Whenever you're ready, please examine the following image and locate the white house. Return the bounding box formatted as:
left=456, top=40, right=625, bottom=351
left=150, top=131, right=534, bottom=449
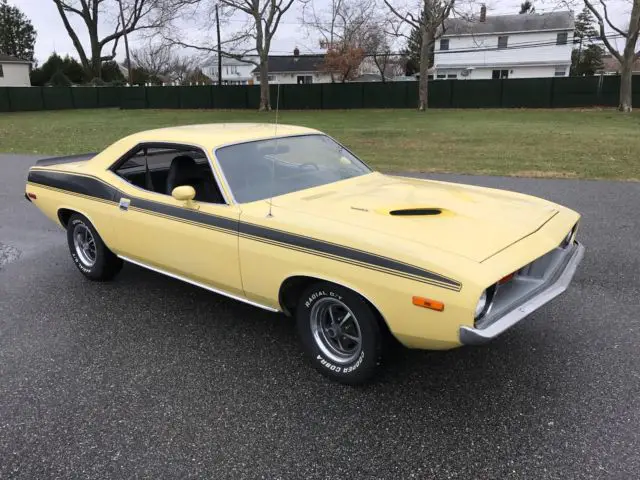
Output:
left=202, top=56, right=257, bottom=85
left=434, top=8, right=574, bottom=80
left=0, top=54, right=31, bottom=87
left=252, top=49, right=334, bottom=84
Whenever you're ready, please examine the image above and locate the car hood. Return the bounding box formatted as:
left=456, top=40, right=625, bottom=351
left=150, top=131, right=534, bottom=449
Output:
left=272, top=173, right=559, bottom=263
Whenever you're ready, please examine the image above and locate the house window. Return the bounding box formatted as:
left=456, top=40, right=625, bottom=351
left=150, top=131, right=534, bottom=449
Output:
left=447, top=74, right=457, bottom=79
left=427, top=74, right=434, bottom=80
left=556, top=32, right=568, bottom=45
left=554, top=66, right=566, bottom=77
left=297, top=75, right=313, bottom=84
left=436, top=74, right=446, bottom=79
left=0, top=65, right=3, bottom=77
left=492, top=69, right=509, bottom=79
left=497, top=36, right=508, bottom=49
left=440, top=39, right=450, bottom=51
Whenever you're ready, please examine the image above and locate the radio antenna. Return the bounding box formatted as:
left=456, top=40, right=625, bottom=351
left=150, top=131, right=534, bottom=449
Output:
left=267, top=82, right=280, bottom=218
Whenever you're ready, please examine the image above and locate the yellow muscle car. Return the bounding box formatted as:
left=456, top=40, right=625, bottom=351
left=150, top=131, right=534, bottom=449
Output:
left=25, top=124, right=584, bottom=384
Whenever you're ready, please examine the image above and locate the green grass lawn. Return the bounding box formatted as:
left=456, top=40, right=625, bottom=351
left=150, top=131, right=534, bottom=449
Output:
left=1, top=108, right=639, bottom=180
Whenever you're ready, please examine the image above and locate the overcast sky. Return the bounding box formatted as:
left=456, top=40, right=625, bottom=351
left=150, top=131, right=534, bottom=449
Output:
left=12, top=0, right=630, bottom=65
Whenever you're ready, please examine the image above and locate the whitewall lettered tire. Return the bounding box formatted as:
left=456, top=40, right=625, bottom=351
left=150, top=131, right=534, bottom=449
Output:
left=66, top=213, right=122, bottom=281
left=296, top=281, right=383, bottom=385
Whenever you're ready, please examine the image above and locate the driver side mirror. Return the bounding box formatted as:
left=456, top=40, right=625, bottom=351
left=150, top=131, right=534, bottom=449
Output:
left=172, top=185, right=198, bottom=208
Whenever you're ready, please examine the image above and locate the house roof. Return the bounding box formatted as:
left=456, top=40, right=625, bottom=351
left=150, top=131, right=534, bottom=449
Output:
left=600, top=54, right=640, bottom=73
left=0, top=53, right=31, bottom=64
left=203, top=55, right=258, bottom=68
left=251, top=55, right=325, bottom=74
left=443, top=11, right=574, bottom=36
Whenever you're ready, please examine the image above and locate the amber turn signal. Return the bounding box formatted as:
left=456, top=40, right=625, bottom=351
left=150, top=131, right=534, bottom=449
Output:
left=498, top=272, right=515, bottom=284
left=412, top=296, right=445, bottom=312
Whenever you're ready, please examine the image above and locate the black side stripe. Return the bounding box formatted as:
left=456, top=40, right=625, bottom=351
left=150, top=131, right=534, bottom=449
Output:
left=238, top=223, right=460, bottom=289
left=28, top=170, right=116, bottom=202
left=28, top=169, right=462, bottom=291
left=130, top=196, right=239, bottom=233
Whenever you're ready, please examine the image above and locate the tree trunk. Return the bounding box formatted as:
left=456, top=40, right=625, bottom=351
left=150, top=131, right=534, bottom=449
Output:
left=418, top=29, right=433, bottom=111
left=259, top=58, right=270, bottom=111
left=90, top=58, right=102, bottom=80
left=619, top=58, right=633, bottom=112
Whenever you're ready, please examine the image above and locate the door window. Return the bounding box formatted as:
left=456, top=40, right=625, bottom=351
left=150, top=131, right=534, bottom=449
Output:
left=112, top=145, right=225, bottom=204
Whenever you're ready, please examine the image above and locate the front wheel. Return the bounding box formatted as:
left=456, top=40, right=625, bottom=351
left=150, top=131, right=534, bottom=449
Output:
left=66, top=213, right=122, bottom=281
left=296, top=282, right=383, bottom=385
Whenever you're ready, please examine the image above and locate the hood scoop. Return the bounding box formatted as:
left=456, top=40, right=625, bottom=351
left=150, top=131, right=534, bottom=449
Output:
left=389, top=208, right=442, bottom=216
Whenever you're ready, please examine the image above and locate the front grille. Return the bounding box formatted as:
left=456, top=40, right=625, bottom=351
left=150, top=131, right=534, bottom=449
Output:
left=475, top=242, right=577, bottom=329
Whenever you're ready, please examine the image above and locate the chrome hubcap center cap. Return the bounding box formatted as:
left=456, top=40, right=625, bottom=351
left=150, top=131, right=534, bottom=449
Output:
left=326, top=326, right=339, bottom=338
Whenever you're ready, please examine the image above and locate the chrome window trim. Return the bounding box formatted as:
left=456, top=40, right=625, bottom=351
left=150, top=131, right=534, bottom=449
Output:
left=212, top=133, right=374, bottom=205
left=107, top=141, right=233, bottom=205
left=118, top=255, right=280, bottom=313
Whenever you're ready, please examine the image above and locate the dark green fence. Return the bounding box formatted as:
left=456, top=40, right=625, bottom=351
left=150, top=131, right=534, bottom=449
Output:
left=1, top=76, right=638, bottom=112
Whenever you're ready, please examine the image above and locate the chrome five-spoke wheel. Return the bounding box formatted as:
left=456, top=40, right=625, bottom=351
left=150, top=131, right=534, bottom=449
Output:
left=310, top=297, right=362, bottom=364
left=72, top=223, right=97, bottom=267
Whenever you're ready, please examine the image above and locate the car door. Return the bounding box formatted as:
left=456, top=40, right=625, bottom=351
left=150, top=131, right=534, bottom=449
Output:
left=106, top=143, right=244, bottom=297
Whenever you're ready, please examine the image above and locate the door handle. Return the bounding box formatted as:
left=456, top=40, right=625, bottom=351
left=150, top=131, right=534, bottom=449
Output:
left=119, top=198, right=130, bottom=211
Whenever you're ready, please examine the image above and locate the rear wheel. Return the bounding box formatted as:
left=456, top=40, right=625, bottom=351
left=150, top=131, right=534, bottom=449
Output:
left=296, top=282, right=383, bottom=385
left=66, top=213, right=122, bottom=281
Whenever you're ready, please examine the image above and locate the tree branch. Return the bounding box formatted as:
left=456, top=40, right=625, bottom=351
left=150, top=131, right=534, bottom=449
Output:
left=599, top=0, right=627, bottom=39
left=52, top=0, right=89, bottom=66
left=383, top=0, right=419, bottom=29
left=583, top=0, right=623, bottom=62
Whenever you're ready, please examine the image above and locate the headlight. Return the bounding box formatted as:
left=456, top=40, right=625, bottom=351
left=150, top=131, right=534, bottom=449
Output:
left=561, top=224, right=578, bottom=248
left=475, top=290, right=488, bottom=318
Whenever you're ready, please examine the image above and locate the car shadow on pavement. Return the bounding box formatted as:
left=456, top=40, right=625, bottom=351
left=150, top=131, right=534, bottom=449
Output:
left=114, top=262, right=567, bottom=402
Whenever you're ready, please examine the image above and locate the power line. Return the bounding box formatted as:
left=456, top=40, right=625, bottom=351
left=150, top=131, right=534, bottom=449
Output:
left=251, top=34, right=623, bottom=58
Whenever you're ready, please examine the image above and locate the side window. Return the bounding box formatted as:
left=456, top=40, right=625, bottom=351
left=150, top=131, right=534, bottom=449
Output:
left=497, top=35, right=508, bottom=49
left=113, top=145, right=225, bottom=204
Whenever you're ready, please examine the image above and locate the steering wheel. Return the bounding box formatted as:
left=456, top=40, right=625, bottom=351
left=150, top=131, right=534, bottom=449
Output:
left=299, top=162, right=319, bottom=171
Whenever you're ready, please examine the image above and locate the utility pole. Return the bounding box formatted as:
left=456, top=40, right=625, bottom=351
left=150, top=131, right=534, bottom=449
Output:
left=216, top=4, right=222, bottom=86
left=118, top=0, right=133, bottom=85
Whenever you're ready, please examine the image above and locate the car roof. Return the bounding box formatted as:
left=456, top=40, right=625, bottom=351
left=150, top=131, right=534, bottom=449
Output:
left=121, top=123, right=321, bottom=149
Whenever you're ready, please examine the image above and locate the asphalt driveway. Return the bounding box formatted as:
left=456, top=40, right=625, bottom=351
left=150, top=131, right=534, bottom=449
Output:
left=1, top=154, right=639, bottom=479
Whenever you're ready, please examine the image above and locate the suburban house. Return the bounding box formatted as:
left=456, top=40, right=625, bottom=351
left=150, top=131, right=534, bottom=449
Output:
left=0, top=54, right=31, bottom=87
left=202, top=56, right=257, bottom=85
left=433, top=8, right=574, bottom=79
left=599, top=54, right=640, bottom=75
left=252, top=49, right=333, bottom=84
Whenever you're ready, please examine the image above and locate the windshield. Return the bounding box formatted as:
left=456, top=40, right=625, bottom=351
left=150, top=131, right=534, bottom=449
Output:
left=215, top=134, right=372, bottom=203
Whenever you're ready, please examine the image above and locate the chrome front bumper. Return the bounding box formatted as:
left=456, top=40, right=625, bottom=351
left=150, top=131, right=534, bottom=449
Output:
left=459, top=242, right=585, bottom=346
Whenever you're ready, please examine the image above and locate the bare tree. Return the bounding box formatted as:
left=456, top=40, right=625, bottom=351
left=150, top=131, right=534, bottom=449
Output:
left=301, top=0, right=377, bottom=82
left=167, top=54, right=197, bottom=84
left=583, top=0, right=640, bottom=112
left=363, top=28, right=405, bottom=82
left=131, top=43, right=174, bottom=78
left=52, top=0, right=174, bottom=79
left=519, top=1, right=535, bottom=14
left=162, top=0, right=294, bottom=110
left=384, top=0, right=456, bottom=110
